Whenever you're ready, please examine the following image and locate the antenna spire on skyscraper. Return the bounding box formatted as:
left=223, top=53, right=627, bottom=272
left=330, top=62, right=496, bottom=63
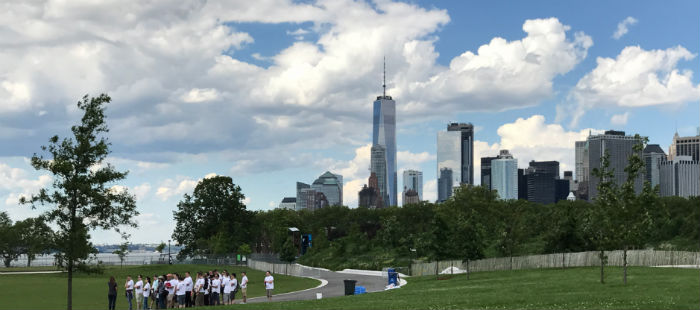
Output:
left=383, top=56, right=386, bottom=97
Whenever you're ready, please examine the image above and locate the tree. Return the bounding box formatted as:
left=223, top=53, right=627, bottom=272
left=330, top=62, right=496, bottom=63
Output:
left=21, top=94, right=139, bottom=310
left=237, top=244, right=252, bottom=257
left=617, top=135, right=654, bottom=285
left=172, top=176, right=251, bottom=259
left=279, top=237, right=297, bottom=263
left=0, top=212, right=21, bottom=267
left=585, top=150, right=618, bottom=284
left=112, top=242, right=129, bottom=268
left=15, top=217, right=55, bottom=267
left=155, top=242, right=166, bottom=253
left=543, top=200, right=587, bottom=269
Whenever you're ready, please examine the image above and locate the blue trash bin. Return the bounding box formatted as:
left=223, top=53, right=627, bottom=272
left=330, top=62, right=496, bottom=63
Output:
left=387, top=268, right=398, bottom=286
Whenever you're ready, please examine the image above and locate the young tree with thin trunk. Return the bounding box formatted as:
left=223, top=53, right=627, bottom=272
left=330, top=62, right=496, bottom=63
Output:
left=585, top=150, right=618, bottom=284
left=21, top=94, right=138, bottom=310
left=113, top=242, right=129, bottom=268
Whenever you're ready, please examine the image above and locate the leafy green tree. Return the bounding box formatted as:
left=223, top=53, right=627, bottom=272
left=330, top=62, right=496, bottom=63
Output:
left=0, top=212, right=21, bottom=267
left=155, top=242, right=166, bottom=253
left=279, top=237, right=297, bottom=263
left=21, top=94, right=139, bottom=310
left=15, top=217, right=55, bottom=267
left=237, top=244, right=252, bottom=256
left=585, top=150, right=618, bottom=284
left=172, top=176, right=251, bottom=259
left=112, top=242, right=129, bottom=268
left=543, top=200, right=587, bottom=268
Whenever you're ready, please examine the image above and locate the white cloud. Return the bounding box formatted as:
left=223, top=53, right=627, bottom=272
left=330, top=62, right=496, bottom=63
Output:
left=181, top=88, right=219, bottom=103
left=132, top=183, right=152, bottom=200
left=155, top=177, right=199, bottom=201
left=610, top=112, right=630, bottom=126
left=612, top=17, right=638, bottom=40
left=568, top=45, right=700, bottom=126
left=423, top=179, right=437, bottom=203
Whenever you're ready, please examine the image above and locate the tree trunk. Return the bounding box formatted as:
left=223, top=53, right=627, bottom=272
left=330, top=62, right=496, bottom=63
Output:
left=562, top=252, right=565, bottom=270
left=27, top=256, right=31, bottom=267
left=623, top=247, right=628, bottom=285
left=599, top=250, right=605, bottom=284
left=451, top=261, right=453, bottom=275
left=67, top=259, right=73, bottom=310
left=3, top=257, right=10, bottom=268
left=466, top=260, right=470, bottom=280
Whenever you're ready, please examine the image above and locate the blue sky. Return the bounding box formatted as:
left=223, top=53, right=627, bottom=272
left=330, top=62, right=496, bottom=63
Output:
left=0, top=0, right=698, bottom=244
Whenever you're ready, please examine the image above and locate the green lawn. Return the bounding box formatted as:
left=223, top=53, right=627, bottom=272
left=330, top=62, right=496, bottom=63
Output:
left=2, top=264, right=320, bottom=310
left=233, top=267, right=700, bottom=310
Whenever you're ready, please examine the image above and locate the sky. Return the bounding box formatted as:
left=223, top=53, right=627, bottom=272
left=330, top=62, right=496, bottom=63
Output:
left=0, top=0, right=698, bottom=244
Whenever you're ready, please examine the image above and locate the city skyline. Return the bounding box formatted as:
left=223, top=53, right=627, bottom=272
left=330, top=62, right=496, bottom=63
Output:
left=0, top=0, right=698, bottom=244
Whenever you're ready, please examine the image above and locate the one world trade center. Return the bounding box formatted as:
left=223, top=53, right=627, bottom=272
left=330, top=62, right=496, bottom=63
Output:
left=371, top=60, right=397, bottom=206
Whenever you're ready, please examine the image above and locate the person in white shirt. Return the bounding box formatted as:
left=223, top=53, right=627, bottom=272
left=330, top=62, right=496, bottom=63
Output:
left=183, top=272, right=193, bottom=307
left=210, top=274, right=221, bottom=306
left=135, top=275, right=144, bottom=310
left=264, top=271, right=274, bottom=301
left=142, top=278, right=151, bottom=310
left=194, top=272, right=205, bottom=307
left=165, top=274, right=176, bottom=309
left=240, top=272, right=248, bottom=304
left=125, top=276, right=135, bottom=310
left=222, top=273, right=231, bottom=305
left=176, top=274, right=187, bottom=308
left=229, top=273, right=239, bottom=305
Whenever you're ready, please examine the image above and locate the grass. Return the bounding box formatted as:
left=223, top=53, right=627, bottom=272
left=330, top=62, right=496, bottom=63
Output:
left=231, top=267, right=700, bottom=310
left=1, top=264, right=320, bottom=310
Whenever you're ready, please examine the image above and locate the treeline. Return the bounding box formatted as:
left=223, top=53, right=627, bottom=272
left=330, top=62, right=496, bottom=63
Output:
left=0, top=213, right=55, bottom=267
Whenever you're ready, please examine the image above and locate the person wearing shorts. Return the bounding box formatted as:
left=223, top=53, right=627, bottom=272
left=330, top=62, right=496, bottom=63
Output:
left=165, top=274, right=176, bottom=309
left=176, top=274, right=187, bottom=308
left=264, top=271, right=274, bottom=301
left=240, top=272, right=248, bottom=304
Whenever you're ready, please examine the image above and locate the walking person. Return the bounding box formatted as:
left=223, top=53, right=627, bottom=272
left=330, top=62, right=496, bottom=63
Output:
left=229, top=273, right=238, bottom=305
left=264, top=271, right=274, bottom=301
left=240, top=272, right=248, bottom=304
left=135, top=275, right=144, bottom=310
left=125, top=275, right=135, bottom=310
left=143, top=277, right=151, bottom=310
left=108, top=276, right=118, bottom=310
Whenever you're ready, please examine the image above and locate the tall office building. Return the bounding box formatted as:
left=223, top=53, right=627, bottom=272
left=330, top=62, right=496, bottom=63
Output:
left=669, top=132, right=700, bottom=162
left=481, top=156, right=497, bottom=189
left=402, top=170, right=423, bottom=205
left=587, top=130, right=645, bottom=201
left=659, top=156, right=700, bottom=198
left=358, top=185, right=380, bottom=209
left=372, top=75, right=397, bottom=206
left=525, top=161, right=560, bottom=205
left=295, top=182, right=310, bottom=211
left=403, top=189, right=420, bottom=205
left=491, top=150, right=518, bottom=200
left=311, top=171, right=343, bottom=206
left=370, top=144, right=388, bottom=205
left=517, top=168, right=528, bottom=199
left=563, top=171, right=574, bottom=192
left=643, top=144, right=666, bottom=188
left=298, top=188, right=328, bottom=211
left=437, top=130, right=461, bottom=202
left=447, top=123, right=475, bottom=185
left=278, top=197, right=296, bottom=210
left=575, top=140, right=589, bottom=182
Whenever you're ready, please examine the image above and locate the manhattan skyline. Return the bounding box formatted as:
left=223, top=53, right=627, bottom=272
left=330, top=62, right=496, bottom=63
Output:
left=0, top=0, right=698, bottom=244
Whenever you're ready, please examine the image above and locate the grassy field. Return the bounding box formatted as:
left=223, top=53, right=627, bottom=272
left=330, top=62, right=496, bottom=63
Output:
left=234, top=267, right=700, bottom=310
left=1, top=264, right=320, bottom=310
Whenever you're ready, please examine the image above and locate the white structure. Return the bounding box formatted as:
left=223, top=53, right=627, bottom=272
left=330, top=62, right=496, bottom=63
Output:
left=566, top=192, right=576, bottom=201
left=278, top=197, right=296, bottom=210
left=402, top=170, right=423, bottom=205
left=659, top=156, right=700, bottom=198
left=491, top=150, right=518, bottom=200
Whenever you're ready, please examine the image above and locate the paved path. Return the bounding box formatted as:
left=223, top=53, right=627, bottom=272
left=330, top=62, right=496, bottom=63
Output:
left=0, top=270, right=64, bottom=275
left=246, top=269, right=396, bottom=304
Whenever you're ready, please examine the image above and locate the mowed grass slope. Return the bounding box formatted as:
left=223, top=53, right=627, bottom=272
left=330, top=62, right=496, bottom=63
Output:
left=234, top=267, right=699, bottom=310
left=2, top=264, right=320, bottom=310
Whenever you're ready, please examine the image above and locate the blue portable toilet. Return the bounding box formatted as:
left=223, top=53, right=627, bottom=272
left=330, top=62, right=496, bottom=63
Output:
left=387, top=268, right=398, bottom=286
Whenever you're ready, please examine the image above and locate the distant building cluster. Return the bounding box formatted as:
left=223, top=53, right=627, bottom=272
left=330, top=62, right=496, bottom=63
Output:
left=276, top=61, right=699, bottom=210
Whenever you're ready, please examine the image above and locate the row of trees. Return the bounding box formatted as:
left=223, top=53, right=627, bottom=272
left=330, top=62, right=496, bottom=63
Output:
left=0, top=213, right=54, bottom=267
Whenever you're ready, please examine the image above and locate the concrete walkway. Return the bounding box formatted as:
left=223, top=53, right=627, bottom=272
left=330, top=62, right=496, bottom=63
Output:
left=246, top=268, right=401, bottom=304
left=0, top=270, right=64, bottom=275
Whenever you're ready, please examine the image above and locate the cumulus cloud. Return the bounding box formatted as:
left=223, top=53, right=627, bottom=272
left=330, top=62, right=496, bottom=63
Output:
left=567, top=45, right=700, bottom=126
left=612, top=17, right=638, bottom=40
left=155, top=177, right=199, bottom=201
left=610, top=112, right=630, bottom=126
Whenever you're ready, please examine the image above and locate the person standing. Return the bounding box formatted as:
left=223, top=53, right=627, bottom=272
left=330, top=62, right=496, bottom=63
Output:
left=194, top=272, right=205, bottom=307
left=240, top=272, right=248, bottom=304
left=210, top=274, right=220, bottom=306
left=264, top=271, right=274, bottom=301
left=151, top=275, right=159, bottom=310
left=221, top=272, right=231, bottom=305
left=184, top=272, right=193, bottom=308
left=143, top=277, right=151, bottom=310
left=125, top=275, right=135, bottom=310
left=135, top=275, right=144, bottom=310
left=158, top=275, right=167, bottom=309
left=229, top=273, right=238, bottom=305
left=176, top=274, right=187, bottom=308
left=108, top=276, right=118, bottom=310
left=165, top=274, right=176, bottom=309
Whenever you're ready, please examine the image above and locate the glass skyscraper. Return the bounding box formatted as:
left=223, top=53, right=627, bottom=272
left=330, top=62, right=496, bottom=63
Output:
left=402, top=169, right=423, bottom=205
left=491, top=150, right=518, bottom=200
left=372, top=94, right=397, bottom=207
left=311, top=171, right=343, bottom=206
left=447, top=123, right=475, bottom=185
left=370, top=144, right=388, bottom=206
left=437, top=130, right=461, bottom=202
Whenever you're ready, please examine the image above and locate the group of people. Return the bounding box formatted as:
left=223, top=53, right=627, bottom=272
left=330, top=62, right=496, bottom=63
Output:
left=108, top=269, right=275, bottom=310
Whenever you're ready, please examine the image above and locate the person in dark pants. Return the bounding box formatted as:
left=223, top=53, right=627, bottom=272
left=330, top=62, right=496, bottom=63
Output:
left=184, top=271, right=193, bottom=307
left=125, top=275, right=134, bottom=310
left=158, top=275, right=167, bottom=309
left=108, top=276, right=118, bottom=310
